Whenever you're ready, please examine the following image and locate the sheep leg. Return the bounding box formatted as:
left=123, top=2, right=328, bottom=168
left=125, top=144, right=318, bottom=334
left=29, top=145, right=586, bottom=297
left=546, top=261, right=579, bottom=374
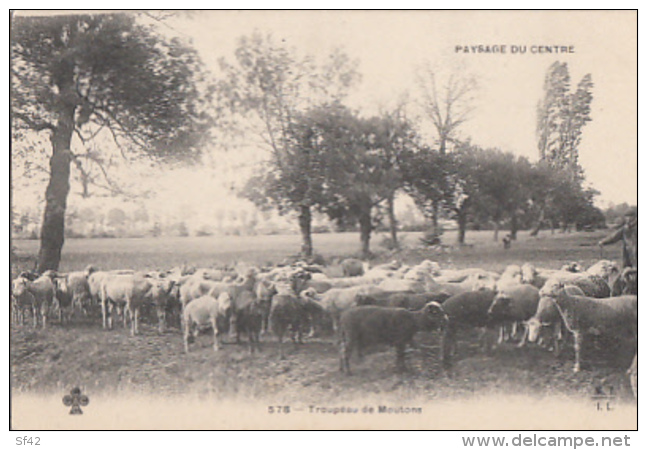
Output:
left=296, top=322, right=305, bottom=345
left=340, top=337, right=351, bottom=375
left=516, top=324, right=529, bottom=348
left=129, top=306, right=135, bottom=336
left=572, top=331, right=582, bottom=373
left=212, top=317, right=221, bottom=351
left=306, top=320, right=316, bottom=338
left=289, top=325, right=299, bottom=345
left=248, top=330, right=254, bottom=354
left=131, top=307, right=139, bottom=336
left=278, top=336, right=284, bottom=360
left=157, top=308, right=166, bottom=334
left=41, top=303, right=48, bottom=329
left=441, top=327, right=455, bottom=370
left=107, top=303, right=114, bottom=330
left=32, top=305, right=38, bottom=328
left=261, top=314, right=269, bottom=336
left=553, top=333, right=561, bottom=357
left=479, top=327, right=493, bottom=353
left=101, top=299, right=108, bottom=329
left=183, top=320, right=191, bottom=353
left=497, top=325, right=505, bottom=345
left=255, top=330, right=262, bottom=352
left=552, top=324, right=563, bottom=357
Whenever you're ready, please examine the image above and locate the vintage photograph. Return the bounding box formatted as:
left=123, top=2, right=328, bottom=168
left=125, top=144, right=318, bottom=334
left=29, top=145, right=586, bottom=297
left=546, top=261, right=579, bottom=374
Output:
left=10, top=10, right=637, bottom=431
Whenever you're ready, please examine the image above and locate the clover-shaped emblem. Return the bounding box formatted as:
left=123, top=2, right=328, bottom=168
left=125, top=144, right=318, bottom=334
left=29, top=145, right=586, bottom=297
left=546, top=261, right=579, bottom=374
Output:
left=62, top=387, right=89, bottom=415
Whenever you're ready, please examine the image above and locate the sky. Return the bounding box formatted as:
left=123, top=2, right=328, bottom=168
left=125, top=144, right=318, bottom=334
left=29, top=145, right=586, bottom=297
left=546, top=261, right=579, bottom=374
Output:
left=11, top=10, right=638, bottom=225
left=165, top=10, right=637, bottom=206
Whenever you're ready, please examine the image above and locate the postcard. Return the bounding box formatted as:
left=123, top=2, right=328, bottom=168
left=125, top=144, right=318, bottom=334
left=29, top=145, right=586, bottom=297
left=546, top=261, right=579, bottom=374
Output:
left=10, top=10, right=638, bottom=432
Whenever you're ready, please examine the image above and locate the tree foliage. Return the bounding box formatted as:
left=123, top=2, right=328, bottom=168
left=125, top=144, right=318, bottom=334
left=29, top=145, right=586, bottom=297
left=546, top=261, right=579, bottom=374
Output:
left=12, top=13, right=211, bottom=160
left=315, top=105, right=416, bottom=257
left=536, top=61, right=593, bottom=180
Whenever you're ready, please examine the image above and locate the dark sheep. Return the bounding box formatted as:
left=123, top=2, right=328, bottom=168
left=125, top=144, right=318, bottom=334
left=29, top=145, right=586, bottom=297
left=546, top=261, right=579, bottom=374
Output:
left=269, top=294, right=325, bottom=359
left=339, top=302, right=448, bottom=374
left=487, top=284, right=540, bottom=347
left=233, top=290, right=268, bottom=353
left=440, top=289, right=497, bottom=368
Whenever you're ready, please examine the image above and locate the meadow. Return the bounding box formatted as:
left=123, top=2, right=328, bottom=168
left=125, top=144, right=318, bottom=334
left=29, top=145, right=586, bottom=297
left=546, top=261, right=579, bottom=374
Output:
left=12, top=228, right=611, bottom=275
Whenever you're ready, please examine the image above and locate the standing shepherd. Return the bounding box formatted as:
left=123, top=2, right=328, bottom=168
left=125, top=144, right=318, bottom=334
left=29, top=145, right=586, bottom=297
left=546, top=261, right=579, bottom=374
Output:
left=599, top=207, right=637, bottom=269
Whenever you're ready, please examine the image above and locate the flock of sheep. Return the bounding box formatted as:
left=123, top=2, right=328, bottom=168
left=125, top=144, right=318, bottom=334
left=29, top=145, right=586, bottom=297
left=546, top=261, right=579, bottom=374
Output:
left=10, top=255, right=638, bottom=396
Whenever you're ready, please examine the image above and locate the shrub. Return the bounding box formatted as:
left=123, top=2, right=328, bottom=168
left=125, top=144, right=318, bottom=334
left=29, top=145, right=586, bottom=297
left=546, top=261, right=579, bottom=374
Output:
left=419, top=228, right=443, bottom=246
left=378, top=235, right=407, bottom=251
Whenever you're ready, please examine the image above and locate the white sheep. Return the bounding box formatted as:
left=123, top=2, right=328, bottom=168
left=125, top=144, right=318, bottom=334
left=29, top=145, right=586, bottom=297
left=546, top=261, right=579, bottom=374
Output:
left=183, top=292, right=233, bottom=353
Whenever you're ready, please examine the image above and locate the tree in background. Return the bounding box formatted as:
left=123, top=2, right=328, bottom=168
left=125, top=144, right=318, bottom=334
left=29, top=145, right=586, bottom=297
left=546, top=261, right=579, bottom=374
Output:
left=222, top=31, right=360, bottom=256
left=417, top=63, right=477, bottom=155
left=364, top=106, right=416, bottom=249
left=537, top=62, right=571, bottom=164
left=318, top=106, right=407, bottom=258
left=469, top=149, right=533, bottom=242
left=241, top=105, right=331, bottom=256
left=11, top=12, right=211, bottom=270
left=537, top=62, right=593, bottom=178
left=533, top=61, right=594, bottom=235
left=443, top=143, right=482, bottom=245
left=415, top=64, right=477, bottom=234
left=401, top=145, right=452, bottom=233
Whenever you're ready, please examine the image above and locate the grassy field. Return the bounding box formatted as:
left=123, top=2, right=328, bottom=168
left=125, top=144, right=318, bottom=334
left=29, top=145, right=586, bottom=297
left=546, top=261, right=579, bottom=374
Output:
left=10, top=229, right=637, bottom=429
left=11, top=228, right=613, bottom=274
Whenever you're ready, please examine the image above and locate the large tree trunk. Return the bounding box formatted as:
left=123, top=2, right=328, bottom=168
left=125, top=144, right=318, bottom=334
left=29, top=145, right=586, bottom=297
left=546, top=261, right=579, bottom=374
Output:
left=38, top=77, right=76, bottom=272
left=457, top=209, right=468, bottom=245
left=359, top=207, right=373, bottom=258
left=431, top=199, right=439, bottom=235
left=38, top=133, right=73, bottom=271
left=530, top=207, right=545, bottom=237
left=493, top=220, right=500, bottom=242
left=298, top=204, right=313, bottom=257
left=386, top=192, right=398, bottom=248
left=510, top=212, right=518, bottom=240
